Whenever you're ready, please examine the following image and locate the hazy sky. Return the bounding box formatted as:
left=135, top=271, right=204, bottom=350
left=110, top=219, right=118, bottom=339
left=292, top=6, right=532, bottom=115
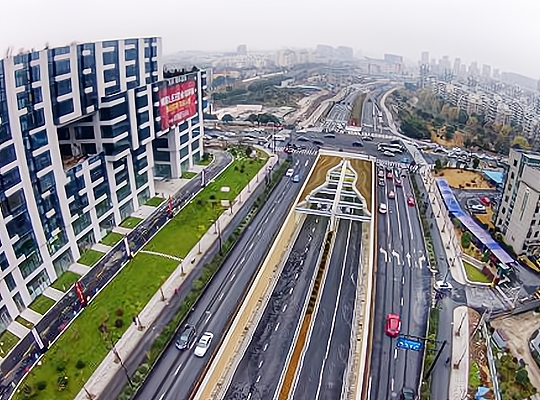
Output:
left=0, top=0, right=538, bottom=78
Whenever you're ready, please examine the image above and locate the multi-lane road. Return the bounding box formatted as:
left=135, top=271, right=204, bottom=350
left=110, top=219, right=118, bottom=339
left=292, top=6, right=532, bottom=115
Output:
left=224, top=215, right=328, bottom=399
left=369, top=164, right=430, bottom=399
left=131, top=154, right=317, bottom=400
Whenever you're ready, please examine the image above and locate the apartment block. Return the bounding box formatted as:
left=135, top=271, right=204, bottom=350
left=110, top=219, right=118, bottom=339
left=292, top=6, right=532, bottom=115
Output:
left=495, top=148, right=540, bottom=255
left=0, top=37, right=208, bottom=328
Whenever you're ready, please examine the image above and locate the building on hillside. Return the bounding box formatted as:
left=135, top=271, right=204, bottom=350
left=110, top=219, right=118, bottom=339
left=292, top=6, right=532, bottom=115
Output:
left=0, top=37, right=207, bottom=327
left=495, top=148, right=540, bottom=255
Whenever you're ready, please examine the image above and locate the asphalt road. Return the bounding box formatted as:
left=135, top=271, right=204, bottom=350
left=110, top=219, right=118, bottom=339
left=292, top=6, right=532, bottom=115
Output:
left=368, top=164, right=430, bottom=399
left=133, top=154, right=317, bottom=400
left=291, top=219, right=363, bottom=400
left=223, top=215, right=328, bottom=400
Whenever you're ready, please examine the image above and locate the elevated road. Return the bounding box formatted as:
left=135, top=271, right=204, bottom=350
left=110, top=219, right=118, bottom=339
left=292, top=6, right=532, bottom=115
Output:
left=223, top=215, right=328, bottom=399
left=291, top=219, right=363, bottom=400
left=132, top=155, right=316, bottom=400
left=368, top=165, right=430, bottom=399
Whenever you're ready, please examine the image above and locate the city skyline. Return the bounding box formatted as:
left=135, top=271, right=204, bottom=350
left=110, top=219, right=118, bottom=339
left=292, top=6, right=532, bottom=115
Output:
left=0, top=0, right=539, bottom=79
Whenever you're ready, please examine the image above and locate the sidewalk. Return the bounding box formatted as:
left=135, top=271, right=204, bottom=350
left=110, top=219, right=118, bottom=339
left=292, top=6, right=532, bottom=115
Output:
left=449, top=306, right=469, bottom=400
left=76, top=154, right=278, bottom=400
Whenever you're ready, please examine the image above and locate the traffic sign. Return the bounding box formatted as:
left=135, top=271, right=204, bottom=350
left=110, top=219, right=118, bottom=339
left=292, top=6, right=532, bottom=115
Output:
left=396, top=336, right=423, bottom=352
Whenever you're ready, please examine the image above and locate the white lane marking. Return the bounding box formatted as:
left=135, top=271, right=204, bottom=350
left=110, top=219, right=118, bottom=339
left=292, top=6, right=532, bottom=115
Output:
left=289, top=287, right=294, bottom=294
left=392, top=250, right=401, bottom=265
left=158, top=393, right=166, bottom=400
left=240, top=256, right=245, bottom=264
left=256, top=375, right=261, bottom=383
left=394, top=348, right=398, bottom=359
left=312, top=226, right=316, bottom=232
left=305, top=159, right=309, bottom=166
left=174, top=363, right=183, bottom=376
left=391, top=378, right=395, bottom=392
left=247, top=393, right=252, bottom=400
left=379, top=247, right=388, bottom=262
left=264, top=216, right=269, bottom=224
left=230, top=273, right=236, bottom=281
left=205, top=312, right=212, bottom=324
left=249, top=243, right=254, bottom=251
left=367, top=376, right=373, bottom=400
left=218, top=293, right=224, bottom=301
left=282, top=304, right=288, bottom=312
left=271, top=206, right=275, bottom=213
left=402, top=276, right=405, bottom=284
left=295, top=273, right=299, bottom=280
left=275, top=322, right=280, bottom=331
left=401, top=297, right=404, bottom=306
left=263, top=342, right=268, bottom=352
left=258, top=360, right=264, bottom=368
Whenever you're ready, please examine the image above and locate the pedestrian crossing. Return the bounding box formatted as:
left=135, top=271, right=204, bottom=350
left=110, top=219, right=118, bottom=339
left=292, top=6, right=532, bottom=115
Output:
left=347, top=130, right=395, bottom=140
left=274, top=146, right=319, bottom=156
left=375, top=159, right=410, bottom=170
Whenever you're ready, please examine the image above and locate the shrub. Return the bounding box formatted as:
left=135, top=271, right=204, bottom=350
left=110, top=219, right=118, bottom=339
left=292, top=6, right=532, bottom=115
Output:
left=116, top=308, right=124, bottom=317
left=115, top=318, right=124, bottom=329
left=56, top=363, right=66, bottom=372
left=138, top=363, right=149, bottom=375
left=76, top=359, right=86, bottom=369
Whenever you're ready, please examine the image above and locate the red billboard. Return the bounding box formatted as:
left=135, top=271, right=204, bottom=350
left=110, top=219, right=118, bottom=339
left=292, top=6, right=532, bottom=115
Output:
left=159, top=79, right=198, bottom=131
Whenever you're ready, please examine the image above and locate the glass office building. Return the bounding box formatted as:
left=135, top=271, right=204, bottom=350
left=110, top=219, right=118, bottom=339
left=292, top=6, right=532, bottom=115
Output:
left=0, top=37, right=207, bottom=328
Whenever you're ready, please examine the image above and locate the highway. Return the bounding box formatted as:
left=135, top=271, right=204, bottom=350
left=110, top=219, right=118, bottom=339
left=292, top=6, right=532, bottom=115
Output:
left=322, top=89, right=359, bottom=132
left=291, top=219, right=363, bottom=400
left=223, top=215, right=328, bottom=399
left=368, top=164, right=430, bottom=399
left=131, top=154, right=317, bottom=400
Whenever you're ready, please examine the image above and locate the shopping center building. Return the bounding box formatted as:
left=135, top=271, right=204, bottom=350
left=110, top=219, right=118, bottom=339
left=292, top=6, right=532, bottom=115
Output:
left=0, top=37, right=208, bottom=328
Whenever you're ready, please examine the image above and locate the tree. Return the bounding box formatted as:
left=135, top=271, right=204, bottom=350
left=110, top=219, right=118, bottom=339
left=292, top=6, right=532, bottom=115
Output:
left=511, top=135, right=531, bottom=150
left=434, top=159, right=443, bottom=172
left=461, top=231, right=472, bottom=249
left=515, top=368, right=530, bottom=387
left=221, top=114, right=234, bottom=122
left=472, top=157, right=480, bottom=169
left=246, top=114, right=259, bottom=124
left=445, top=125, right=456, bottom=140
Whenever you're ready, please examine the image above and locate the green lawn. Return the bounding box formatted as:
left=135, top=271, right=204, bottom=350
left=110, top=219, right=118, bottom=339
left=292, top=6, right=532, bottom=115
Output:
left=146, top=197, right=165, bottom=207
left=144, top=155, right=267, bottom=258
left=99, top=231, right=124, bottom=247
left=197, top=153, right=214, bottom=166
left=15, top=316, right=34, bottom=329
left=77, top=249, right=104, bottom=267
left=28, top=295, right=55, bottom=315
left=119, top=216, right=143, bottom=229
left=17, top=254, right=178, bottom=400
left=0, top=330, right=19, bottom=357
left=181, top=171, right=197, bottom=179
left=463, top=261, right=492, bottom=284
left=51, top=271, right=81, bottom=292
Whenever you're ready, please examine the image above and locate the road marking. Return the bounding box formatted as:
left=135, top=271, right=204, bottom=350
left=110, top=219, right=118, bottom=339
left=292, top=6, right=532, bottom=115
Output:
left=392, top=250, right=401, bottom=264
left=256, top=375, right=261, bottom=383
left=275, top=322, right=280, bottom=331
left=263, top=342, right=268, bottom=352
left=379, top=247, right=388, bottom=262
left=312, top=226, right=316, bottom=232
left=249, top=243, right=254, bottom=251
left=282, top=304, right=288, bottom=312
left=300, top=259, right=304, bottom=266
left=158, top=393, right=166, bottom=400
left=174, top=363, right=183, bottom=376
left=218, top=293, right=224, bottom=301
left=258, top=360, right=264, bottom=368
left=205, top=311, right=212, bottom=324
left=401, top=297, right=404, bottom=306
left=230, top=273, right=236, bottom=281
left=394, top=349, right=398, bottom=359
left=402, top=276, right=405, bottom=284
left=271, top=206, right=275, bottom=213
left=247, top=393, right=252, bottom=400
left=264, top=217, right=269, bottom=224
left=295, top=273, right=299, bottom=280
left=240, top=256, right=245, bottom=264
left=391, top=378, right=394, bottom=392
left=308, top=236, right=312, bottom=242
left=289, top=287, right=294, bottom=294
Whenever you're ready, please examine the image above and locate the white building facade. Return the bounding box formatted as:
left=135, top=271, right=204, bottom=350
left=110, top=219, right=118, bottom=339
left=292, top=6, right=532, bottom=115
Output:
left=0, top=37, right=208, bottom=328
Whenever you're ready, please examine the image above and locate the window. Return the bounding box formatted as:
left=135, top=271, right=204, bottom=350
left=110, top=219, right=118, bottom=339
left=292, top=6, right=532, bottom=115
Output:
left=125, top=48, right=138, bottom=61
left=0, top=144, right=16, bottom=167
left=104, top=69, right=118, bottom=83
left=93, top=181, right=109, bottom=200
left=73, top=211, right=91, bottom=235
left=154, top=150, right=170, bottom=162
left=100, top=101, right=127, bottom=121
left=116, top=183, right=131, bottom=202
left=136, top=171, right=148, bottom=189
left=1, top=189, right=26, bottom=216
left=135, top=94, right=148, bottom=109
left=138, top=110, right=149, bottom=125
left=180, top=145, right=189, bottom=159
left=56, top=79, right=72, bottom=96
left=0, top=167, right=21, bottom=191
left=74, top=126, right=94, bottom=139
left=514, top=159, right=518, bottom=167
left=134, top=156, right=148, bottom=171
left=34, top=150, right=52, bottom=170
left=30, top=65, right=40, bottom=82
left=96, top=198, right=111, bottom=217
left=17, top=92, right=27, bottom=110
left=102, top=51, right=117, bottom=65
left=54, top=59, right=71, bottom=75
left=191, top=140, right=200, bottom=151
left=14, top=69, right=27, bottom=87
left=81, top=143, right=97, bottom=155
left=90, top=165, right=104, bottom=182
left=115, top=167, right=128, bottom=185
left=13, top=233, right=38, bottom=259
left=32, top=87, right=43, bottom=104
left=126, top=64, right=137, bottom=77
left=37, top=171, right=55, bottom=193
left=7, top=212, right=32, bottom=238
left=0, top=252, right=8, bottom=271
left=5, top=273, right=16, bottom=292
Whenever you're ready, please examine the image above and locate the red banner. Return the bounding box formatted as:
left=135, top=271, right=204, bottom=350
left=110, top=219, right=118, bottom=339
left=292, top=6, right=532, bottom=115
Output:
left=159, top=79, right=198, bottom=131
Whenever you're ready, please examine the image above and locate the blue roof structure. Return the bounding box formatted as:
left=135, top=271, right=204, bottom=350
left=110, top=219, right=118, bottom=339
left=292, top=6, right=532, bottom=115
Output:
left=436, top=178, right=514, bottom=265
left=483, top=170, right=505, bottom=186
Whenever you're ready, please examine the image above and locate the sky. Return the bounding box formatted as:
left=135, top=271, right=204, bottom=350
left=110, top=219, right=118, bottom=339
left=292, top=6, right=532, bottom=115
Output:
left=0, top=0, right=538, bottom=78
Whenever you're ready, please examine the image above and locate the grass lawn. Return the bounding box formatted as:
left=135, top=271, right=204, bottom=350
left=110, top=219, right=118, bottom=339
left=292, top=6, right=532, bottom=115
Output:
left=28, top=295, right=55, bottom=315
left=15, top=316, right=34, bottom=329
left=51, top=271, right=81, bottom=292
left=463, top=261, right=492, bottom=284
left=17, top=254, right=178, bottom=400
left=144, top=154, right=267, bottom=258
left=77, top=249, right=104, bottom=267
left=197, top=154, right=214, bottom=166
left=99, top=231, right=124, bottom=247
left=181, top=171, right=197, bottom=179
left=145, top=197, right=165, bottom=207
left=0, top=330, right=19, bottom=357
left=119, top=216, right=143, bottom=229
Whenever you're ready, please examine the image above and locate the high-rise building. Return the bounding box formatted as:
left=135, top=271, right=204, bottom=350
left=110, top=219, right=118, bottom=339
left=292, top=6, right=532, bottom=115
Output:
left=0, top=37, right=207, bottom=325
left=453, top=58, right=461, bottom=76
left=495, top=148, right=540, bottom=255
left=236, top=44, right=247, bottom=56
left=336, top=46, right=354, bottom=60
left=482, top=64, right=491, bottom=79
left=469, top=62, right=479, bottom=76
left=315, top=44, right=334, bottom=59
left=421, top=51, right=429, bottom=65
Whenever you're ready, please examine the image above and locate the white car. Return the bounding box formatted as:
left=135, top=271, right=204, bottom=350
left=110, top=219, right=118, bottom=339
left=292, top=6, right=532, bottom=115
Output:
left=194, top=332, right=214, bottom=357
left=379, top=203, right=387, bottom=214
left=286, top=168, right=294, bottom=177
left=388, top=191, right=395, bottom=199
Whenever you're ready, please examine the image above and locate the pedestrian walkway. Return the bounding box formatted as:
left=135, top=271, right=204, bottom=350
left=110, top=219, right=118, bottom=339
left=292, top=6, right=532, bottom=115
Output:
left=131, top=205, right=157, bottom=218
left=139, top=250, right=183, bottom=262
left=346, top=129, right=395, bottom=140
left=75, top=154, right=278, bottom=400
left=20, top=309, right=41, bottom=325
left=7, top=321, right=29, bottom=339
left=112, top=226, right=132, bottom=235
left=42, top=287, right=64, bottom=301
left=69, top=262, right=91, bottom=276
left=274, top=145, right=319, bottom=156
left=449, top=306, right=469, bottom=399
left=92, top=243, right=112, bottom=253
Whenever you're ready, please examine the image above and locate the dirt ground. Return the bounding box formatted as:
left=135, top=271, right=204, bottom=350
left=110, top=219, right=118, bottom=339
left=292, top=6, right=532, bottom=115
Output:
left=491, top=312, right=540, bottom=391
left=436, top=168, right=494, bottom=190
left=475, top=207, right=495, bottom=230
left=469, top=309, right=493, bottom=397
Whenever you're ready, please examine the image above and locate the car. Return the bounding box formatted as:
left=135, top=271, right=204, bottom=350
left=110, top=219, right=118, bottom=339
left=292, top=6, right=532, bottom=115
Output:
left=175, top=324, right=196, bottom=350
left=352, top=141, right=364, bottom=147
left=297, top=136, right=309, bottom=142
left=378, top=169, right=385, bottom=178
left=378, top=179, right=385, bottom=187
left=284, top=147, right=293, bottom=154
left=435, top=280, right=453, bottom=292
left=383, top=151, right=395, bottom=157
left=479, top=196, right=491, bottom=206
left=194, top=332, right=214, bottom=357
left=286, top=168, right=294, bottom=177
left=388, top=191, right=395, bottom=199
left=313, top=140, right=324, bottom=146
left=363, top=136, right=374, bottom=141
left=292, top=174, right=300, bottom=183
left=385, top=313, right=401, bottom=337
left=400, top=387, right=416, bottom=400
left=323, top=133, right=336, bottom=139
left=386, top=171, right=393, bottom=179
left=391, top=139, right=401, bottom=145
left=379, top=203, right=387, bottom=214
left=407, top=196, right=415, bottom=207
left=394, top=178, right=402, bottom=187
